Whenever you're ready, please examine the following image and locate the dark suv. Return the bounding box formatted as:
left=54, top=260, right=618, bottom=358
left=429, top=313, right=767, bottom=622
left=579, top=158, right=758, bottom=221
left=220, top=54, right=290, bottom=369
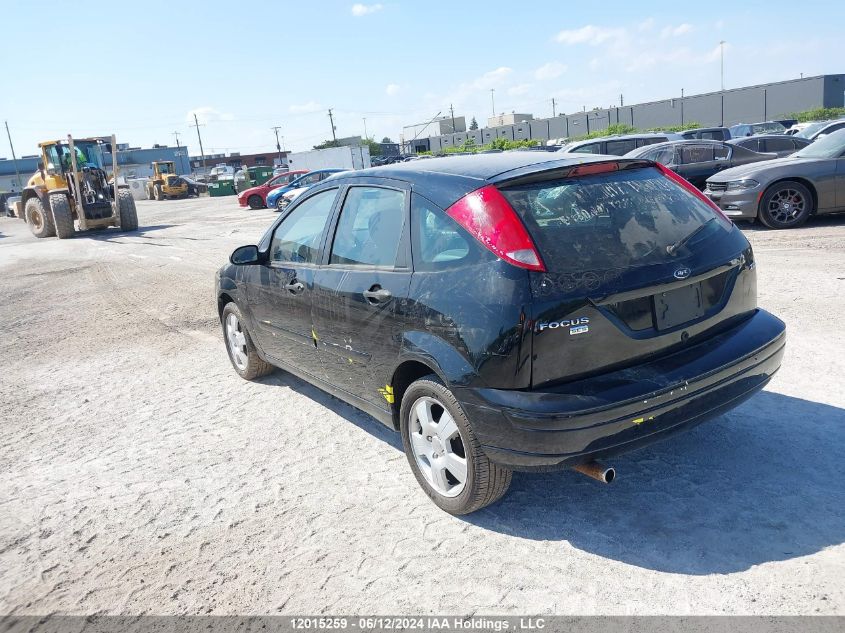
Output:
left=216, top=154, right=786, bottom=514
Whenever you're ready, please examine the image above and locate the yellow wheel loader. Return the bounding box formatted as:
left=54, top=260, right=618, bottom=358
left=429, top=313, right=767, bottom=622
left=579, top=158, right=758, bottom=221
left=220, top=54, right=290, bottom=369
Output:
left=146, top=161, right=188, bottom=200
left=17, top=135, right=138, bottom=239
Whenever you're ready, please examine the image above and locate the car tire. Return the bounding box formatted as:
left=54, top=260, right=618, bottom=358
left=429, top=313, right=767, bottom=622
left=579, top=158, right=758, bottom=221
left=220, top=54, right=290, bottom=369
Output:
left=247, top=195, right=264, bottom=210
left=49, top=193, right=76, bottom=239
left=25, top=197, right=56, bottom=238
left=400, top=375, right=512, bottom=515
left=221, top=302, right=274, bottom=380
left=758, top=180, right=813, bottom=229
left=275, top=197, right=286, bottom=211
left=117, top=189, right=139, bottom=231
left=154, top=184, right=164, bottom=201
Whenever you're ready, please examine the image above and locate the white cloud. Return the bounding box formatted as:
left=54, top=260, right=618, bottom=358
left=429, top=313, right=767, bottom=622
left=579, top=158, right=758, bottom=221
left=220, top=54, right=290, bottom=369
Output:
left=469, top=66, right=513, bottom=90
left=507, top=83, right=533, bottom=96
left=661, top=23, right=693, bottom=38
left=385, top=83, right=400, bottom=96
left=534, top=61, right=568, bottom=81
left=351, top=3, right=382, bottom=16
left=288, top=101, right=323, bottom=114
left=186, top=106, right=233, bottom=124
left=637, top=17, right=655, bottom=31
left=555, top=25, right=624, bottom=46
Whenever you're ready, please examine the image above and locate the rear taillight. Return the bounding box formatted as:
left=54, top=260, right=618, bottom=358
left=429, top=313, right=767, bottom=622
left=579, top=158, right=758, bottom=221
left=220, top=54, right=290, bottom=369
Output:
left=654, top=162, right=732, bottom=226
left=446, top=184, right=545, bottom=272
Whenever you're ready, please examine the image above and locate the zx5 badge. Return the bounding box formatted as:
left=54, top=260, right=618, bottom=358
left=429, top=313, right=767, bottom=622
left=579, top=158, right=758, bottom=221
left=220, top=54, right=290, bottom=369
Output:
left=537, top=317, right=590, bottom=335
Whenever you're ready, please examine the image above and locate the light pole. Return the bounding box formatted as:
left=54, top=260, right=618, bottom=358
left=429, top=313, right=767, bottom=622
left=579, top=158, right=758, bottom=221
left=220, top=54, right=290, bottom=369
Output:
left=490, top=89, right=496, bottom=116
left=720, top=40, right=726, bottom=91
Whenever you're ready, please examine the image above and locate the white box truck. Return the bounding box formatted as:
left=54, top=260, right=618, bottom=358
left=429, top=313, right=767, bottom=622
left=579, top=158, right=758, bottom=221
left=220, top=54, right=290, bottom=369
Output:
left=285, top=146, right=371, bottom=172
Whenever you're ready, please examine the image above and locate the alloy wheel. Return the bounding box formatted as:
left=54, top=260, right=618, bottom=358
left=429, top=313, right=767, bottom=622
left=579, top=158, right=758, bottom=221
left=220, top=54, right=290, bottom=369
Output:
left=225, top=313, right=248, bottom=371
left=407, top=396, right=468, bottom=497
left=768, top=188, right=805, bottom=224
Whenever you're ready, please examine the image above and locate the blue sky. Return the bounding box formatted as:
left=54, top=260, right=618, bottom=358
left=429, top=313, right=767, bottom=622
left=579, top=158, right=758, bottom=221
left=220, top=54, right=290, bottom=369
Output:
left=2, top=0, right=842, bottom=157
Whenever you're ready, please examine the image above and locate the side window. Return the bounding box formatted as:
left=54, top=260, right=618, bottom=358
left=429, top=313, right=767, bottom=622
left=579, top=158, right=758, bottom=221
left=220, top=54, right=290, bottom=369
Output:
left=574, top=143, right=601, bottom=154
left=270, top=188, right=337, bottom=264
left=330, top=186, right=406, bottom=267
left=679, top=144, right=715, bottom=164
left=739, top=138, right=759, bottom=152
left=411, top=194, right=480, bottom=271
left=641, top=147, right=675, bottom=165
left=764, top=137, right=793, bottom=153
left=605, top=139, right=637, bottom=155
left=714, top=145, right=730, bottom=160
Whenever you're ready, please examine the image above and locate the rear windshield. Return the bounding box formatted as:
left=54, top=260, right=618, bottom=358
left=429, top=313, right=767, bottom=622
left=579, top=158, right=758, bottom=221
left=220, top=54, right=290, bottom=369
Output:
left=500, top=166, right=727, bottom=273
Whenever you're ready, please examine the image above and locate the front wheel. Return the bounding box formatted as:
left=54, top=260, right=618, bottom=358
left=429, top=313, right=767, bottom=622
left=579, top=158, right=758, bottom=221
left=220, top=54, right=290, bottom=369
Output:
left=400, top=376, right=511, bottom=515
left=117, top=189, right=139, bottom=231
left=758, top=180, right=813, bottom=229
left=221, top=302, right=274, bottom=380
left=154, top=184, right=164, bottom=201
left=24, top=197, right=56, bottom=238
left=275, top=196, right=287, bottom=211
left=247, top=195, right=264, bottom=210
left=49, top=193, right=76, bottom=239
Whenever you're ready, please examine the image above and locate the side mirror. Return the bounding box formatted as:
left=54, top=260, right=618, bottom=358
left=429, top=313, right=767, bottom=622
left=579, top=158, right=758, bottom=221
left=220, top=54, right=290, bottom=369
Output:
left=230, top=244, right=260, bottom=265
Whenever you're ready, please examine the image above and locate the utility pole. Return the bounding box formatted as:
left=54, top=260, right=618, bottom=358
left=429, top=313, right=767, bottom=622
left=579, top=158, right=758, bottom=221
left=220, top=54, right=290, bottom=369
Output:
left=490, top=89, right=496, bottom=116
left=271, top=126, right=283, bottom=165
left=551, top=98, right=556, bottom=117
left=172, top=130, right=185, bottom=174
left=720, top=40, right=726, bottom=91
left=327, top=109, right=337, bottom=142
left=4, top=121, right=22, bottom=192
left=362, top=117, right=368, bottom=139
left=190, top=113, right=207, bottom=173
left=449, top=104, right=457, bottom=133
left=620, top=94, right=624, bottom=107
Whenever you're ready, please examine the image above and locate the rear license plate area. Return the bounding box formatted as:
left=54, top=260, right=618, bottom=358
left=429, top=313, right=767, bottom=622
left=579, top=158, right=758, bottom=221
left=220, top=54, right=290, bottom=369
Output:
left=653, top=282, right=704, bottom=330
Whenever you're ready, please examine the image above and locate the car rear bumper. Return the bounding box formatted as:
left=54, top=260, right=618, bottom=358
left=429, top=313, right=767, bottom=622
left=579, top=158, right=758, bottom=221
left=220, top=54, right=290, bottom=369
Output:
left=454, top=309, right=786, bottom=471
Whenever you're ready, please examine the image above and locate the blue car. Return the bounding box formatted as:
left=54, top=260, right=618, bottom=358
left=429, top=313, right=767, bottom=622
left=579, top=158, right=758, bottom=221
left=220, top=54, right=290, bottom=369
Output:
left=266, top=169, right=346, bottom=210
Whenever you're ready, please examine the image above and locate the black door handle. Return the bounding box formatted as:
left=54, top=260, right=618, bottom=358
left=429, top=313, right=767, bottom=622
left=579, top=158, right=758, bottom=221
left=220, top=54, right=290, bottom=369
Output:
left=284, top=280, right=304, bottom=294
left=363, top=286, right=392, bottom=304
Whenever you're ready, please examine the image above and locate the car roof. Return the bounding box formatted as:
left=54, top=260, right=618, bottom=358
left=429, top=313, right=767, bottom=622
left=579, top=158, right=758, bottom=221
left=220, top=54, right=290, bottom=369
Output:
left=570, top=132, right=678, bottom=144
left=324, top=153, right=647, bottom=209
left=727, top=134, right=802, bottom=142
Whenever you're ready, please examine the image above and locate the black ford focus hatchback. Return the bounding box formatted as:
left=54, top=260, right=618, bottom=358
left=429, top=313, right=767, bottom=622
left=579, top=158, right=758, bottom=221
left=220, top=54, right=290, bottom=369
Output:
left=216, top=153, right=786, bottom=514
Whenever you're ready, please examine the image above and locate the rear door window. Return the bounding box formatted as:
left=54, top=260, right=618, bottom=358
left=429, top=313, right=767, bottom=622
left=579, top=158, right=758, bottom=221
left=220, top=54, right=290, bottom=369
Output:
left=329, top=186, right=406, bottom=267
left=678, top=145, right=715, bottom=164
left=605, top=139, right=637, bottom=155
left=763, top=137, right=794, bottom=153
left=500, top=166, right=729, bottom=273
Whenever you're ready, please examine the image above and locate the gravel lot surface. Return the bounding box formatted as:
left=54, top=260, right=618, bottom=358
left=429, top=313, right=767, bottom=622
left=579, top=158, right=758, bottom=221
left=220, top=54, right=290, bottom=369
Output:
left=1, top=196, right=843, bottom=615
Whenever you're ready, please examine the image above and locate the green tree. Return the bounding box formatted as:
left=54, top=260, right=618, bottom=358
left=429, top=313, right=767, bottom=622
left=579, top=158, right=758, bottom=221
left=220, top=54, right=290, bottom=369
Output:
left=469, top=117, right=479, bottom=130
left=313, top=139, right=341, bottom=149
left=381, top=136, right=394, bottom=143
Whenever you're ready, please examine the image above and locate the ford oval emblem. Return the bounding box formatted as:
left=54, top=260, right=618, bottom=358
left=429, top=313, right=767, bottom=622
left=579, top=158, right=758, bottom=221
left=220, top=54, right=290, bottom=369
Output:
left=674, top=267, right=692, bottom=280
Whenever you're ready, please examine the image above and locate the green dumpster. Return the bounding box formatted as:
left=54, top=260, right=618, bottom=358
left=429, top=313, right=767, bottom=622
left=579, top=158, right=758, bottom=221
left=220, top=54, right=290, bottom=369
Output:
left=209, top=178, right=236, bottom=197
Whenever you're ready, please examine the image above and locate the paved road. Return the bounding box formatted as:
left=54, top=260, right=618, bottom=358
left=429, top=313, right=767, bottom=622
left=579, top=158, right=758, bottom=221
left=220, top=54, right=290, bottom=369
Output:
left=1, top=197, right=843, bottom=615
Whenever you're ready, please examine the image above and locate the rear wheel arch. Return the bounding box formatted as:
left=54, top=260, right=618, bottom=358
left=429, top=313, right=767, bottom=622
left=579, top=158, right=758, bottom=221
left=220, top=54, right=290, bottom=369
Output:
left=390, top=359, right=446, bottom=430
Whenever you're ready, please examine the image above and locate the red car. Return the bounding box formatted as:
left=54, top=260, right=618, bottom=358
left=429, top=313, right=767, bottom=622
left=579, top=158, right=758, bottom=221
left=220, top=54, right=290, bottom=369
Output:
left=237, top=170, right=308, bottom=209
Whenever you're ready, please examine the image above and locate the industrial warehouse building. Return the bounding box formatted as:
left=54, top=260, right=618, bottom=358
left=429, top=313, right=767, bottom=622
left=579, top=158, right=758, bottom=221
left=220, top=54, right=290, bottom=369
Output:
left=413, top=73, right=845, bottom=152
